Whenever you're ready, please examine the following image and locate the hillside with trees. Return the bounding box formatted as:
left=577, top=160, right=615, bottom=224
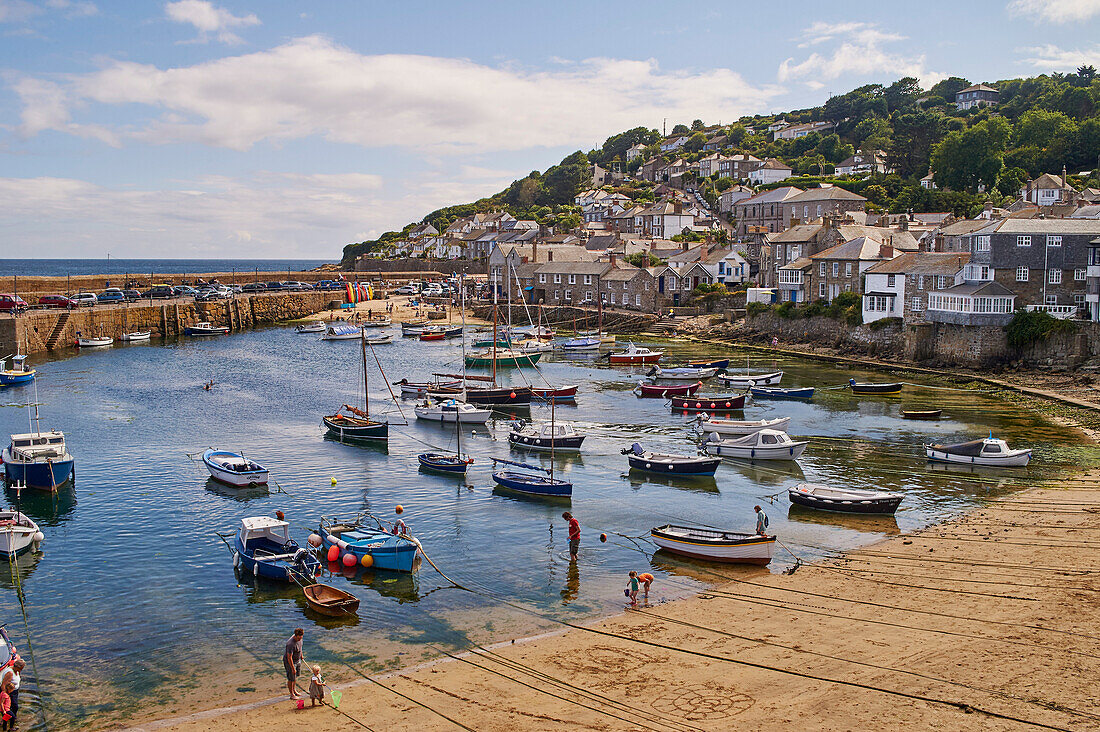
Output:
left=341, top=68, right=1100, bottom=267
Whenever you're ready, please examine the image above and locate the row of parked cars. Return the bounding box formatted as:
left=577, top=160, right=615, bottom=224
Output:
left=0, top=279, right=347, bottom=312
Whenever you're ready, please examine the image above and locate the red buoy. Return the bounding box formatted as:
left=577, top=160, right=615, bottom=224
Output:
left=342, top=552, right=357, bottom=567
left=327, top=544, right=340, bottom=562
left=600, top=533, right=607, bottom=543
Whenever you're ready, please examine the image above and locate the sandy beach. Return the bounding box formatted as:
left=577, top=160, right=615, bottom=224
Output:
left=120, top=471, right=1100, bottom=732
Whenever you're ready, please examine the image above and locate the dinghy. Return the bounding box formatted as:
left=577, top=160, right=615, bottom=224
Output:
left=317, top=515, right=419, bottom=572
left=295, top=322, right=325, bottom=333
left=394, top=378, right=463, bottom=398
left=530, top=385, right=578, bottom=402
left=750, top=386, right=814, bottom=400
left=622, top=443, right=721, bottom=476
left=635, top=381, right=701, bottom=398
left=508, top=421, right=586, bottom=451
left=560, top=336, right=601, bottom=352
left=609, top=342, right=663, bottom=365
left=75, top=335, right=113, bottom=347
left=651, top=524, right=774, bottom=565
left=361, top=316, right=392, bottom=328
left=401, top=320, right=432, bottom=336
left=119, top=331, right=151, bottom=342
left=465, top=348, right=541, bottom=368
left=0, top=355, right=35, bottom=387
left=902, top=409, right=942, bottom=420
left=925, top=436, right=1031, bottom=467
left=671, top=394, right=747, bottom=413
left=647, top=366, right=719, bottom=382
left=717, top=371, right=783, bottom=388
left=789, top=482, right=904, bottom=515
left=0, top=510, right=43, bottom=558
left=418, top=453, right=474, bottom=474
left=321, top=323, right=364, bottom=341
left=491, top=458, right=572, bottom=498
left=233, top=516, right=320, bottom=582
left=303, top=583, right=360, bottom=616
left=703, top=429, right=808, bottom=461
left=202, top=448, right=269, bottom=486
left=848, top=379, right=903, bottom=395
left=685, top=358, right=729, bottom=369
left=414, top=398, right=491, bottom=424
left=695, top=415, right=790, bottom=436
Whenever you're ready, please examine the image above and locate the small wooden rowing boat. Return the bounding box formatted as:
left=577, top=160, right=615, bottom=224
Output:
left=789, top=482, right=903, bottom=514
left=750, top=386, right=814, bottom=400
left=651, top=524, right=774, bottom=565
left=419, top=331, right=446, bottom=341
left=848, top=379, right=903, bottom=395
left=647, top=366, right=720, bottom=382
left=696, top=415, right=790, bottom=436
left=902, top=409, right=942, bottom=420
left=303, top=582, right=360, bottom=616
left=671, top=394, right=746, bottom=413
left=717, top=371, right=783, bottom=388
left=635, top=381, right=701, bottom=398
left=685, top=358, right=729, bottom=369
left=203, top=448, right=268, bottom=486
left=530, top=385, right=578, bottom=402
left=491, top=458, right=572, bottom=498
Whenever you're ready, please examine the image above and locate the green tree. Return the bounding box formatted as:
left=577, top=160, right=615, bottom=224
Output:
left=726, top=124, right=748, bottom=146
left=714, top=176, right=734, bottom=192
left=852, top=117, right=891, bottom=152
left=671, top=123, right=690, bottom=135
left=684, top=131, right=707, bottom=153
left=884, top=77, right=922, bottom=113
left=888, top=110, right=944, bottom=178
left=997, top=167, right=1028, bottom=197
left=931, top=117, right=1012, bottom=191
left=691, top=119, right=706, bottom=131
left=928, top=77, right=971, bottom=104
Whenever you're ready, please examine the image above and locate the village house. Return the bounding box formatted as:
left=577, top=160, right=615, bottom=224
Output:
left=660, top=136, right=687, bottom=153
left=926, top=276, right=1017, bottom=326
left=734, top=186, right=803, bottom=235
left=697, top=153, right=725, bottom=178
left=1020, top=169, right=1079, bottom=207
left=703, top=134, right=727, bottom=151
left=717, top=154, right=763, bottom=181
left=626, top=142, right=647, bottom=160
left=834, top=150, right=893, bottom=176
left=785, top=186, right=868, bottom=225
left=862, top=252, right=970, bottom=323
left=718, top=184, right=755, bottom=213
left=955, top=83, right=999, bottom=110
left=748, top=158, right=794, bottom=185
left=808, top=236, right=903, bottom=301
left=602, top=262, right=657, bottom=310
left=773, top=121, right=835, bottom=141
left=635, top=200, right=695, bottom=238
left=530, top=261, right=609, bottom=306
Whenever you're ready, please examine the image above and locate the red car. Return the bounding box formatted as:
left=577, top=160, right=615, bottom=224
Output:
left=0, top=294, right=29, bottom=313
left=37, top=294, right=76, bottom=309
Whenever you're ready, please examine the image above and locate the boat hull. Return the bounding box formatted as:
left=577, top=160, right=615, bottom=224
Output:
left=902, top=410, right=942, bottom=420
left=530, top=386, right=578, bottom=402
left=318, top=525, right=419, bottom=572
left=303, top=583, right=360, bottom=616
left=788, top=486, right=903, bottom=514
left=414, top=405, right=491, bottom=424
left=636, top=381, right=702, bottom=398
left=508, top=432, right=586, bottom=451
left=233, top=536, right=319, bottom=582
left=0, top=512, right=41, bottom=558
left=418, top=453, right=471, bottom=473
left=465, top=353, right=542, bottom=368
left=609, top=353, right=662, bottom=364
left=651, top=525, right=774, bottom=565
left=685, top=359, right=729, bottom=369
left=323, top=415, right=389, bottom=441
left=704, top=441, right=808, bottom=461
left=850, top=383, right=903, bottom=395
left=1, top=449, right=74, bottom=491
left=0, top=372, right=35, bottom=386
left=202, top=450, right=268, bottom=486
left=626, top=454, right=720, bottom=476
left=120, top=332, right=151, bottom=342
left=718, top=371, right=783, bottom=388
left=492, top=471, right=572, bottom=497
left=698, top=416, right=791, bottom=436
left=750, top=387, right=814, bottom=400
left=671, top=394, right=746, bottom=413
left=465, top=386, right=533, bottom=405
left=924, top=446, right=1031, bottom=467
left=185, top=327, right=229, bottom=336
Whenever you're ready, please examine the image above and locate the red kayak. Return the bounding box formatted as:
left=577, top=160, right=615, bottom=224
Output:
left=635, top=381, right=702, bottom=398
left=530, top=385, right=578, bottom=402
left=671, top=394, right=746, bottom=413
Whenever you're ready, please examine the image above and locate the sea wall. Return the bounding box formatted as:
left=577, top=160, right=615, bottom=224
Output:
left=1, top=291, right=337, bottom=355
left=0, top=270, right=358, bottom=301
left=354, top=259, right=482, bottom=277
left=741, top=312, right=905, bottom=358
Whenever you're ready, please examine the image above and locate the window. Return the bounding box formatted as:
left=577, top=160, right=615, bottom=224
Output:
left=644, top=281, right=650, bottom=290
left=1049, top=269, right=1062, bottom=285
left=1016, top=266, right=1028, bottom=282
left=1047, top=235, right=1062, bottom=247
left=819, top=261, right=826, bottom=276
left=937, top=275, right=948, bottom=289
left=585, top=290, right=592, bottom=301
left=1045, top=294, right=1057, bottom=306
left=610, top=293, right=616, bottom=305
left=1075, top=268, right=1086, bottom=281
left=554, top=289, right=560, bottom=300
left=832, top=262, right=839, bottom=277
left=568, top=274, right=576, bottom=284
left=867, top=295, right=889, bottom=311
left=564, top=289, right=572, bottom=300
left=977, top=236, right=990, bottom=252
left=583, top=275, right=592, bottom=285
left=1017, top=235, right=1031, bottom=247
left=538, top=274, right=546, bottom=283
left=1075, top=294, right=1086, bottom=306
left=819, top=282, right=827, bottom=298
left=791, top=245, right=800, bottom=259
left=623, top=281, right=628, bottom=290
left=887, top=274, right=895, bottom=287
left=553, top=274, right=561, bottom=284
left=911, top=297, right=923, bottom=312
left=668, top=278, right=677, bottom=290
left=844, top=283, right=851, bottom=291
left=845, top=263, right=852, bottom=277
left=635, top=294, right=642, bottom=306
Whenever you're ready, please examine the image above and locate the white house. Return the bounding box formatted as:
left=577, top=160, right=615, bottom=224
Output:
left=1020, top=171, right=1077, bottom=206
left=626, top=143, right=647, bottom=160
left=660, top=136, right=687, bottom=153
left=748, top=158, right=794, bottom=185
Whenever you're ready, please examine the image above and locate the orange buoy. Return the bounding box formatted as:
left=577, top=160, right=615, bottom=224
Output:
left=327, top=544, right=340, bottom=562
left=395, top=505, right=404, bottom=514
left=600, top=533, right=607, bottom=543
left=510, top=391, right=516, bottom=399
left=360, top=554, right=374, bottom=568
left=342, top=552, right=357, bottom=567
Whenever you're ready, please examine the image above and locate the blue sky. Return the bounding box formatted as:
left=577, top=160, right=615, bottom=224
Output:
left=1, top=0, right=1099, bottom=259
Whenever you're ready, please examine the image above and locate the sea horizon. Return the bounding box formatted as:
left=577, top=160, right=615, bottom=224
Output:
left=0, top=258, right=338, bottom=278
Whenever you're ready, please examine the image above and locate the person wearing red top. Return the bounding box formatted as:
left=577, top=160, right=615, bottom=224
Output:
left=0, top=680, right=12, bottom=731
left=637, top=573, right=654, bottom=605
left=563, top=511, right=580, bottom=561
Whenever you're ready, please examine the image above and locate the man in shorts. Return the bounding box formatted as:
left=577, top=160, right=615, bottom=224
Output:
left=283, top=627, right=304, bottom=699
left=563, top=511, right=580, bottom=562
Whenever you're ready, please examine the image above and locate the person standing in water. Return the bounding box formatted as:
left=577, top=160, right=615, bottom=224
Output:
left=755, top=505, right=769, bottom=535
left=563, top=512, right=580, bottom=562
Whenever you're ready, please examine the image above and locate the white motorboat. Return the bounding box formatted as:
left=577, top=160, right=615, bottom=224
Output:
left=609, top=342, right=663, bottom=365
left=202, top=448, right=269, bottom=486
left=703, top=428, right=808, bottom=461
left=717, top=371, right=784, bottom=388
left=75, top=335, right=113, bottom=348
left=508, top=421, right=586, bottom=451
left=295, top=322, right=325, bottom=333
left=185, top=322, right=230, bottom=336
left=321, top=323, right=364, bottom=340
left=696, top=415, right=790, bottom=436
left=925, top=437, right=1031, bottom=467
left=120, top=331, right=151, bottom=342
left=560, top=336, right=601, bottom=352
left=364, top=333, right=393, bottom=345
left=413, top=398, right=491, bottom=424
left=651, top=524, right=774, bottom=565
left=0, top=510, right=43, bottom=558
left=647, top=366, right=719, bottom=383
left=361, top=316, right=392, bottom=328
left=513, top=338, right=554, bottom=354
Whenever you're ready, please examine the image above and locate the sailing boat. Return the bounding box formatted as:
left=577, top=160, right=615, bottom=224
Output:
left=463, top=272, right=534, bottom=405
left=417, top=346, right=475, bottom=475
left=2, top=381, right=75, bottom=492
left=465, top=270, right=541, bottom=368
left=322, top=330, right=389, bottom=441
left=119, top=302, right=151, bottom=342
left=492, top=395, right=572, bottom=498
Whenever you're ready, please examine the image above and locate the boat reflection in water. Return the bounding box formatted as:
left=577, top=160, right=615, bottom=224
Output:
left=4, top=482, right=77, bottom=526
left=204, top=477, right=269, bottom=502
left=648, top=552, right=772, bottom=584
left=712, top=458, right=806, bottom=486
left=322, top=432, right=390, bottom=454
left=786, top=503, right=901, bottom=535
left=331, top=561, right=424, bottom=604
left=0, top=551, right=40, bottom=589
left=624, top=469, right=719, bottom=493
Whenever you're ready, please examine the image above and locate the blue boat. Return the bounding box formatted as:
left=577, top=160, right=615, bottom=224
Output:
left=232, top=516, right=320, bottom=582
left=0, top=355, right=35, bottom=387
left=418, top=452, right=472, bottom=474
left=318, top=515, right=419, bottom=572
left=686, top=358, right=730, bottom=370
left=3, top=397, right=75, bottom=492
left=491, top=457, right=572, bottom=498
left=750, top=386, right=814, bottom=400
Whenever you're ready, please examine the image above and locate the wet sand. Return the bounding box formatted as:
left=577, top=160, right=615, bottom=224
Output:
left=121, top=473, right=1100, bottom=731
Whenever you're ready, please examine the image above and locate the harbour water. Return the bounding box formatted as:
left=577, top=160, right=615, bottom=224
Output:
left=0, top=259, right=332, bottom=278
left=0, top=330, right=1094, bottom=730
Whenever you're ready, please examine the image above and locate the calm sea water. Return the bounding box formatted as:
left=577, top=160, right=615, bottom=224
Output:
left=0, top=332, right=1093, bottom=730
left=0, top=259, right=333, bottom=278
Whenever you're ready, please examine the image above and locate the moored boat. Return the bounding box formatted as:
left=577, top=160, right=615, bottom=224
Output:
left=185, top=321, right=229, bottom=336
left=671, top=394, right=747, bottom=413
left=635, top=381, right=702, bottom=398
left=848, top=379, right=903, bottom=395
left=419, top=330, right=446, bottom=341
left=703, top=428, right=808, bottom=461
left=75, top=335, right=113, bottom=347
left=324, top=406, right=388, bottom=441
left=394, top=378, right=463, bottom=398
left=465, top=385, right=534, bottom=405
left=789, top=482, right=904, bottom=514
left=0, top=510, right=43, bottom=558
left=202, top=448, right=269, bottom=486
left=530, top=385, right=579, bottom=402
left=414, top=398, right=491, bottom=424
left=119, top=331, right=151, bottom=342
left=295, top=322, right=325, bottom=333
left=651, top=524, right=774, bottom=565
left=361, top=316, right=392, bottom=328
left=464, top=349, right=542, bottom=368
left=491, top=458, right=572, bottom=498
left=0, top=355, right=35, bottom=387
left=696, top=415, right=790, bottom=436
left=647, top=366, right=720, bottom=382
left=622, top=443, right=721, bottom=476
left=902, top=409, right=942, bottom=420
left=608, top=342, right=663, bottom=365
left=233, top=516, right=320, bottom=582
left=318, top=514, right=420, bottom=572
left=750, top=386, right=814, bottom=400
left=560, top=336, right=601, bottom=352
left=321, top=323, right=364, bottom=341
left=401, top=320, right=432, bottom=336
left=925, top=437, right=1031, bottom=467
left=685, top=358, right=730, bottom=369
left=302, top=583, right=360, bottom=616
left=418, top=452, right=473, bottom=474
left=508, top=421, right=586, bottom=451
left=717, top=371, right=783, bottom=388
left=2, top=429, right=74, bottom=492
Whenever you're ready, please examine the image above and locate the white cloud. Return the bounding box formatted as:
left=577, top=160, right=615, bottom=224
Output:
left=780, top=21, right=942, bottom=87
left=1020, top=43, right=1100, bottom=70
left=11, top=35, right=781, bottom=153
left=0, top=0, right=41, bottom=23
left=1008, top=0, right=1100, bottom=23
left=164, top=0, right=259, bottom=44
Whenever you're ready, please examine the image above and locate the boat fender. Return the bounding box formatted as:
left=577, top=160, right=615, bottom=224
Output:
left=233, top=551, right=240, bottom=568
left=342, top=553, right=357, bottom=567
left=337, top=539, right=349, bottom=550
left=307, top=533, right=322, bottom=548
left=327, top=545, right=340, bottom=562
left=360, top=554, right=374, bottom=568
left=708, top=432, right=720, bottom=443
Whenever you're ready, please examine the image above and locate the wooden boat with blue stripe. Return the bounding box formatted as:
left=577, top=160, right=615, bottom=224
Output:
left=418, top=452, right=473, bottom=474
left=848, top=379, right=903, bottom=395
left=491, top=458, right=572, bottom=498
left=651, top=524, right=775, bottom=565
left=789, top=482, right=904, bottom=514
left=323, top=406, right=388, bottom=441
left=233, top=517, right=320, bottom=582
left=318, top=515, right=420, bottom=572
left=0, top=355, right=35, bottom=387
left=750, top=386, right=814, bottom=400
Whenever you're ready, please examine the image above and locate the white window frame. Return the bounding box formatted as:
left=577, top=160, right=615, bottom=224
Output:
left=1016, top=266, right=1028, bottom=282
left=583, top=275, right=592, bottom=285
left=553, top=273, right=561, bottom=284
left=568, top=274, right=576, bottom=284
left=845, top=262, right=853, bottom=278
left=1045, top=293, right=1057, bottom=305
left=1047, top=235, right=1062, bottom=247
left=635, top=294, right=642, bottom=306
left=538, top=274, right=546, bottom=283
left=1049, top=269, right=1062, bottom=285
left=911, top=297, right=923, bottom=312
left=977, top=235, right=990, bottom=252
left=832, top=262, right=839, bottom=277
left=1075, top=268, right=1086, bottom=281
left=585, top=290, right=592, bottom=301
left=819, top=282, right=827, bottom=298
left=609, top=293, right=616, bottom=305
left=887, top=274, right=895, bottom=287
left=819, top=261, right=826, bottom=276
left=554, top=289, right=560, bottom=300
left=1017, top=235, right=1031, bottom=247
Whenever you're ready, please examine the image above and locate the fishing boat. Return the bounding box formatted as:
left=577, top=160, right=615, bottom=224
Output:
left=232, top=516, right=320, bottom=582
left=671, top=394, right=747, bottom=413
left=414, top=397, right=491, bottom=424
left=685, top=358, right=730, bottom=370
left=0, top=511, right=43, bottom=558
left=295, top=322, right=325, bottom=333
left=364, top=333, right=393, bottom=345
left=466, top=384, right=534, bottom=405
left=622, top=443, right=721, bottom=476
left=74, top=334, right=112, bottom=347
left=647, top=366, right=720, bottom=383
left=361, top=316, right=392, bottom=328
left=789, top=482, right=904, bottom=515
left=0, top=355, right=35, bottom=387
left=2, top=393, right=74, bottom=491
left=465, top=348, right=541, bottom=368
left=703, top=429, right=808, bottom=461
left=491, top=458, right=572, bottom=498
left=651, top=524, right=774, bottom=565
left=848, top=379, right=903, bottom=395
left=530, top=385, right=579, bottom=402
left=717, top=371, right=784, bottom=388
left=634, top=381, right=702, bottom=398
left=394, top=377, right=463, bottom=398
left=202, top=448, right=268, bottom=486
left=302, top=583, right=360, bottom=616
left=560, top=336, right=601, bottom=352
left=925, top=436, right=1032, bottom=467
left=418, top=452, right=474, bottom=473
left=608, top=342, right=663, bottom=365
left=322, top=331, right=391, bottom=442
left=695, top=415, right=791, bottom=436
left=119, top=331, right=151, bottom=342
left=401, top=320, right=432, bottom=336
left=513, top=338, right=554, bottom=354
left=508, top=420, right=586, bottom=451
left=749, top=386, right=814, bottom=400
left=902, top=409, right=942, bottom=420
left=317, top=514, right=420, bottom=572
left=419, top=329, right=446, bottom=341
left=321, top=323, right=364, bottom=341
left=184, top=321, right=229, bottom=336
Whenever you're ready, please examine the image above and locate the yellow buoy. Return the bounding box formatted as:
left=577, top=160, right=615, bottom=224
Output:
left=360, top=554, right=374, bottom=568
left=331, top=477, right=338, bottom=485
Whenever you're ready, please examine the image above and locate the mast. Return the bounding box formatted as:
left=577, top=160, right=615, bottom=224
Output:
left=361, top=329, right=370, bottom=419
left=491, top=272, right=499, bottom=388
left=549, top=395, right=556, bottom=483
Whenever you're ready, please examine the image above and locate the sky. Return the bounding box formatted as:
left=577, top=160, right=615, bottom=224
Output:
left=1, top=0, right=1099, bottom=260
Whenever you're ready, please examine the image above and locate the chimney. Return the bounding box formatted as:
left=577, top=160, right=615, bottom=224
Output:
left=532, top=238, right=538, bottom=263
left=1026, top=178, right=1032, bottom=203
left=547, top=249, right=554, bottom=262
left=610, top=251, right=617, bottom=268
left=899, top=216, right=908, bottom=231
left=1062, top=164, right=1068, bottom=190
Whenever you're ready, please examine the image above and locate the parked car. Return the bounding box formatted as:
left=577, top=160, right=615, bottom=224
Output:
left=292, top=281, right=314, bottom=290
left=173, top=286, right=200, bottom=298
left=225, top=284, right=243, bottom=294
left=264, top=281, right=285, bottom=291
left=241, top=283, right=266, bottom=293
left=70, top=292, right=99, bottom=307
left=315, top=280, right=340, bottom=290
left=143, top=285, right=175, bottom=299
left=122, top=289, right=143, bottom=301
left=0, top=294, right=29, bottom=313
left=37, top=294, right=76, bottom=309
left=97, top=288, right=126, bottom=304
left=395, top=284, right=420, bottom=295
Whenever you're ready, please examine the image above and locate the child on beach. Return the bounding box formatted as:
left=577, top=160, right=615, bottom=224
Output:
left=1, top=680, right=13, bottom=730
left=627, top=571, right=639, bottom=608
left=637, top=573, right=654, bottom=605
left=308, top=666, right=325, bottom=707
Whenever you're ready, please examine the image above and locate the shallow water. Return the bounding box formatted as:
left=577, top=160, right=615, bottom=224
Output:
left=0, top=329, right=1093, bottom=729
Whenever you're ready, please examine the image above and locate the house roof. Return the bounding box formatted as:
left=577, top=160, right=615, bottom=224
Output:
left=991, top=218, right=1100, bottom=235
left=935, top=281, right=1014, bottom=298
left=958, top=83, right=998, bottom=94
left=1030, top=173, right=1075, bottom=190
left=769, top=224, right=824, bottom=243
left=533, top=261, right=609, bottom=275
left=757, top=158, right=793, bottom=171
left=786, top=186, right=868, bottom=203
left=810, top=237, right=898, bottom=262
left=864, top=252, right=970, bottom=275
left=738, top=186, right=804, bottom=205
left=603, top=264, right=648, bottom=281
left=1069, top=205, right=1100, bottom=219
left=939, top=218, right=992, bottom=236
left=778, top=256, right=813, bottom=271
left=584, top=234, right=619, bottom=251
left=835, top=225, right=920, bottom=251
